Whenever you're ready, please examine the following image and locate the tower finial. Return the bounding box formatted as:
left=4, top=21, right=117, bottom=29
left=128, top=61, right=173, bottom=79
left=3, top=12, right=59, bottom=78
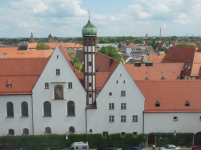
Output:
left=88, top=9, right=90, bottom=20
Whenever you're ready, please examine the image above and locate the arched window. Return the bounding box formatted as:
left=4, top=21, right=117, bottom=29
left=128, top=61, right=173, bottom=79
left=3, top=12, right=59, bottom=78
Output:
left=54, top=85, right=63, bottom=99
left=23, top=128, right=29, bottom=135
left=44, top=101, right=51, bottom=117
left=7, top=102, right=14, bottom=117
left=69, top=126, right=75, bottom=134
left=45, top=127, right=51, bottom=134
left=21, top=102, right=28, bottom=117
left=67, top=101, right=75, bottom=116
left=8, top=129, right=14, bottom=136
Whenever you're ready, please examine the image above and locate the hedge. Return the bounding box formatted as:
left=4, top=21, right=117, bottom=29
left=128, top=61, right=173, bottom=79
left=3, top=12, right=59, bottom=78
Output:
left=149, top=133, right=194, bottom=147
left=0, top=133, right=194, bottom=150
left=0, top=133, right=147, bottom=150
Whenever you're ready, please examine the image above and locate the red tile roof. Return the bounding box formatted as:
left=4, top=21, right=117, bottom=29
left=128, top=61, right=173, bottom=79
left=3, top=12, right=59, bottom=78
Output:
left=124, top=45, right=135, bottom=49
left=162, top=47, right=201, bottom=77
left=0, top=48, right=53, bottom=58
left=0, top=58, right=49, bottom=95
left=125, top=63, right=183, bottom=80
left=155, top=42, right=165, bottom=51
left=142, top=54, right=166, bottom=63
left=135, top=80, right=201, bottom=112
left=95, top=52, right=120, bottom=76
left=96, top=72, right=110, bottom=90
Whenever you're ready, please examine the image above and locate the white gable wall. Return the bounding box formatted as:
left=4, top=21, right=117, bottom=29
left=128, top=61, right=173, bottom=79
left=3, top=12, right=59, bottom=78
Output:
left=144, top=112, right=201, bottom=134
left=87, top=63, right=145, bottom=135
left=0, top=95, right=33, bottom=136
left=32, top=45, right=86, bottom=135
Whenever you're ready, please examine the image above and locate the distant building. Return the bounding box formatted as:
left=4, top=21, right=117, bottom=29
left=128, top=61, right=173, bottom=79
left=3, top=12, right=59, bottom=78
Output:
left=96, top=43, right=118, bottom=48
left=29, top=33, right=34, bottom=43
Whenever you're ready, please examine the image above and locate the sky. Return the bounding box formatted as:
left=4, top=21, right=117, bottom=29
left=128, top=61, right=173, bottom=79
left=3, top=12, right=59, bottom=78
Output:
left=0, top=0, right=201, bottom=37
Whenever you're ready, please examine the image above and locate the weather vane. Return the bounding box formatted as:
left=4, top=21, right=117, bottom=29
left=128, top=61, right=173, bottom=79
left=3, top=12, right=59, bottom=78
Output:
left=88, top=9, right=90, bottom=20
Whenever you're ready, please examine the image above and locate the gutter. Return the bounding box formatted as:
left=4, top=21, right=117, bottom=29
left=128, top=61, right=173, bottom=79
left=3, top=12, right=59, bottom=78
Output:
left=143, top=110, right=144, bottom=134
left=85, top=108, right=87, bottom=134
left=31, top=94, right=34, bottom=135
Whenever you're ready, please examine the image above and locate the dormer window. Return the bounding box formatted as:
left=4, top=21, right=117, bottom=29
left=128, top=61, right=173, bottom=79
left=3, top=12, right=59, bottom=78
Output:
left=7, top=85, right=12, bottom=88
left=161, top=76, right=165, bottom=80
left=185, top=100, right=190, bottom=106
left=145, top=77, right=149, bottom=80
left=155, top=101, right=160, bottom=107
left=177, top=76, right=180, bottom=79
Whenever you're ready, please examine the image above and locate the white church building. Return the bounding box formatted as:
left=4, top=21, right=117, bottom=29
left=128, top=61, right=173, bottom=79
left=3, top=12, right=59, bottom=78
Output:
left=0, top=17, right=201, bottom=145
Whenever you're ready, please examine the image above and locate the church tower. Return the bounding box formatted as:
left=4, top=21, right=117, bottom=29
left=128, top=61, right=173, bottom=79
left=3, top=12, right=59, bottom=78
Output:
left=82, top=11, right=97, bottom=105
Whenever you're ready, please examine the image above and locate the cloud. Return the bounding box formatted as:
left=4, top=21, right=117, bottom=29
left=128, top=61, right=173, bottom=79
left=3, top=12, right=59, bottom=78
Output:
left=0, top=0, right=201, bottom=37
left=163, top=23, right=167, bottom=28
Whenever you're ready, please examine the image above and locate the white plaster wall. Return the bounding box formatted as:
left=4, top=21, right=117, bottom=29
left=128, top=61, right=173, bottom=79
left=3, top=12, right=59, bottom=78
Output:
left=32, top=45, right=86, bottom=135
left=87, top=63, right=145, bottom=135
left=0, top=95, right=33, bottom=136
left=144, top=113, right=201, bottom=134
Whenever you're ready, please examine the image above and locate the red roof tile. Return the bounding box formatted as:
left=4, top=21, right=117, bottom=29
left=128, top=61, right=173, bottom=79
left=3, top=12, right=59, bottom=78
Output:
left=96, top=72, right=110, bottom=90
left=135, top=80, right=201, bottom=112
left=125, top=63, right=183, bottom=80
left=0, top=58, right=49, bottom=95
left=95, top=52, right=120, bottom=76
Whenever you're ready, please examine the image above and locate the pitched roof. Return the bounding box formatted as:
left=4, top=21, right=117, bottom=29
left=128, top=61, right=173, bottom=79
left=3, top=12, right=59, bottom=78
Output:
left=28, top=42, right=83, bottom=49
left=155, top=42, right=165, bottom=51
left=124, top=45, right=136, bottom=49
left=142, top=54, right=166, bottom=63
left=125, top=63, right=183, bottom=80
left=0, top=48, right=53, bottom=58
left=0, top=58, right=49, bottom=95
left=162, top=47, right=201, bottom=76
left=135, top=80, right=201, bottom=113
left=96, top=72, right=110, bottom=90
left=95, top=52, right=120, bottom=76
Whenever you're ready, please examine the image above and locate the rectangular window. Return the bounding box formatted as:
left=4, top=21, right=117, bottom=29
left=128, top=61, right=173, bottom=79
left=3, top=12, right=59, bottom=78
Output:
left=133, top=115, right=138, bottom=122
left=89, top=94, right=92, bottom=98
left=121, top=103, right=126, bottom=109
left=109, top=103, right=114, bottom=109
left=56, top=69, right=60, bottom=75
left=121, top=115, right=126, bottom=122
left=89, top=83, right=92, bottom=87
left=7, top=85, right=12, bottom=88
left=68, top=82, right=72, bottom=89
left=45, top=83, right=49, bottom=89
left=109, top=115, right=114, bottom=122
left=89, top=62, right=92, bottom=66
left=121, top=91, right=126, bottom=96
left=109, top=92, right=112, bottom=96
left=103, top=132, right=108, bottom=137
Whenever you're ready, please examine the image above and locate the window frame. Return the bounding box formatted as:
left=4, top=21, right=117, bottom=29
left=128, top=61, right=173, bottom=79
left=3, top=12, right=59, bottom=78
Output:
left=109, top=115, right=114, bottom=122
left=68, top=82, right=72, bottom=89
left=133, top=115, right=138, bottom=122
left=103, top=131, right=108, bottom=137
left=56, top=69, right=60, bottom=75
left=45, top=82, right=49, bottom=89
left=22, top=128, right=29, bottom=135
left=21, top=101, right=28, bottom=117
left=7, top=102, right=14, bottom=117
left=43, top=101, right=51, bottom=117
left=121, top=91, right=126, bottom=96
left=109, top=103, right=114, bottom=109
left=8, top=129, right=14, bottom=136
left=121, top=103, right=126, bottom=109
left=121, top=115, right=126, bottom=122
left=109, top=92, right=112, bottom=96
left=67, top=101, right=75, bottom=116
left=121, top=132, right=126, bottom=137
left=45, top=127, right=51, bottom=134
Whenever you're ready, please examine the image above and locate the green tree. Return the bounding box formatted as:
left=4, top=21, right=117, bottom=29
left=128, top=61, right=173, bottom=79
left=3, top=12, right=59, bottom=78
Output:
left=171, top=36, right=177, bottom=41
left=160, top=47, right=168, bottom=53
left=99, top=46, right=121, bottom=61
left=72, top=58, right=84, bottom=73
left=36, top=42, right=50, bottom=50
left=182, top=37, right=189, bottom=42
left=118, top=43, right=122, bottom=48
left=149, top=42, right=159, bottom=50
left=176, top=42, right=196, bottom=48
left=197, top=42, right=201, bottom=47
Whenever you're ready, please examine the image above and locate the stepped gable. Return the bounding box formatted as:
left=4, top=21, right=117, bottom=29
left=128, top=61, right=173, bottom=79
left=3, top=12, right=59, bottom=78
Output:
left=0, top=58, right=49, bottom=95
left=125, top=63, right=183, bottom=80
left=95, top=52, right=120, bottom=75
left=135, top=80, right=201, bottom=113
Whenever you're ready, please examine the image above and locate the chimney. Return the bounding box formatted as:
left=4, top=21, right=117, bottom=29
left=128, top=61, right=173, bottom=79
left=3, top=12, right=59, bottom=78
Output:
left=110, top=58, right=113, bottom=66
left=135, top=62, right=141, bottom=67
